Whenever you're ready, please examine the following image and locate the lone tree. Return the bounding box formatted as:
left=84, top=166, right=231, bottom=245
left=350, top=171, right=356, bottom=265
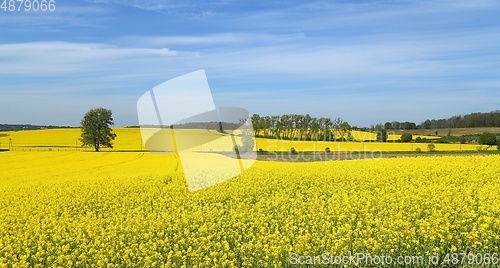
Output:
left=80, top=107, right=117, bottom=152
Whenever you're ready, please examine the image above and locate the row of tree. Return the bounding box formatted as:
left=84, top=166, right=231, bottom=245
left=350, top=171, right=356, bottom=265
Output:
left=0, top=124, right=75, bottom=131
left=379, top=121, right=418, bottom=130
left=374, top=110, right=500, bottom=130
left=421, top=111, right=500, bottom=129
left=250, top=114, right=353, bottom=141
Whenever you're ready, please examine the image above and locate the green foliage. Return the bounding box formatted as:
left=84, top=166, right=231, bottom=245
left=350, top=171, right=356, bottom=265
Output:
left=479, top=132, right=497, bottom=146
left=376, top=129, right=388, bottom=142
left=240, top=132, right=255, bottom=153
left=80, top=107, right=116, bottom=152
left=415, top=137, right=422, bottom=143
left=427, top=143, right=436, bottom=152
left=290, top=147, right=297, bottom=154
left=250, top=113, right=351, bottom=141
left=415, top=147, right=422, bottom=153
left=418, top=110, right=500, bottom=128
left=460, top=136, right=466, bottom=144
left=497, top=139, right=500, bottom=151
left=476, top=145, right=486, bottom=151
left=325, top=147, right=330, bottom=153
left=400, top=133, right=413, bottom=143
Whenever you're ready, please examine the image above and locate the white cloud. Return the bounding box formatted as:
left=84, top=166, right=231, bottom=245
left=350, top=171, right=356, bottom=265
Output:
left=0, top=42, right=178, bottom=75
left=116, top=33, right=306, bottom=46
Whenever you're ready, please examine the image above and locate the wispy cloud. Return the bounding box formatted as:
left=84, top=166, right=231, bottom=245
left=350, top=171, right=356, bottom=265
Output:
left=0, top=42, right=178, bottom=76
left=116, top=32, right=305, bottom=47
left=91, top=0, right=232, bottom=14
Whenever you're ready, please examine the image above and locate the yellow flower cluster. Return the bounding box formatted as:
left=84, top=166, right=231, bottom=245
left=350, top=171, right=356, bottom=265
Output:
left=1, top=151, right=500, bottom=267
left=256, top=138, right=479, bottom=152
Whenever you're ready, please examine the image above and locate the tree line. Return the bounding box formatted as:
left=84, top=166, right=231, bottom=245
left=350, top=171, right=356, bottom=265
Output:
left=250, top=114, right=353, bottom=141
left=0, top=124, right=76, bottom=131
left=421, top=110, right=500, bottom=129
left=374, top=110, right=500, bottom=130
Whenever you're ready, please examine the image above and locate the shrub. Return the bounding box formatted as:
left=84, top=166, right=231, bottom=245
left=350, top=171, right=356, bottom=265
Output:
left=400, top=133, right=413, bottom=143
left=497, top=140, right=500, bottom=151
left=479, top=132, right=497, bottom=146
left=415, top=137, right=422, bottom=143
left=290, top=147, right=297, bottom=154
left=427, top=143, right=436, bottom=152
left=325, top=147, right=331, bottom=153
left=415, top=148, right=422, bottom=153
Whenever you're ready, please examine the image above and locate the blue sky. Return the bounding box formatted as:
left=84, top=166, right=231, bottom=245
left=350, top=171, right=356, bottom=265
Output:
left=1, top=0, right=500, bottom=127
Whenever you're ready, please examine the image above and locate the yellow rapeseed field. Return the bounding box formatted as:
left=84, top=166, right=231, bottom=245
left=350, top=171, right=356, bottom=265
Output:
left=1, top=150, right=500, bottom=267
left=0, top=128, right=479, bottom=153
left=0, top=128, right=144, bottom=151
left=350, top=130, right=438, bottom=141
left=255, top=138, right=479, bottom=152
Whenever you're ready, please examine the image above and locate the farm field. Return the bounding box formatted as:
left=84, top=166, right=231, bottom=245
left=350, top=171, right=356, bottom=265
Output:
left=0, top=128, right=481, bottom=153
left=0, top=128, right=144, bottom=151
left=1, top=151, right=500, bottom=267
left=255, top=138, right=479, bottom=153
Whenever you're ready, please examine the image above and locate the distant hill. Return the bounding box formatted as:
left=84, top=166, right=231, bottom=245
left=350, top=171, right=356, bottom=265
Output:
left=420, top=110, right=500, bottom=129
left=0, top=124, right=76, bottom=132
left=129, top=121, right=242, bottom=130
left=375, top=110, right=500, bottom=130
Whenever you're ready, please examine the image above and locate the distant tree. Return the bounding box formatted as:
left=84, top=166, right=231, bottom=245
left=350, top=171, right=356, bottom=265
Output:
left=427, top=143, right=436, bottom=152
left=339, top=121, right=352, bottom=141
left=460, top=136, right=467, bottom=144
left=391, top=121, right=400, bottom=130
left=250, top=114, right=262, bottom=137
left=415, top=137, right=422, bottom=143
left=400, top=133, right=413, bottom=143
left=384, top=122, right=392, bottom=129
left=241, top=131, right=255, bottom=153
left=80, top=107, right=117, bottom=152
left=479, top=132, right=497, bottom=146
left=377, top=129, right=388, bottom=142
left=238, top=118, right=255, bottom=153
left=423, top=120, right=432, bottom=129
